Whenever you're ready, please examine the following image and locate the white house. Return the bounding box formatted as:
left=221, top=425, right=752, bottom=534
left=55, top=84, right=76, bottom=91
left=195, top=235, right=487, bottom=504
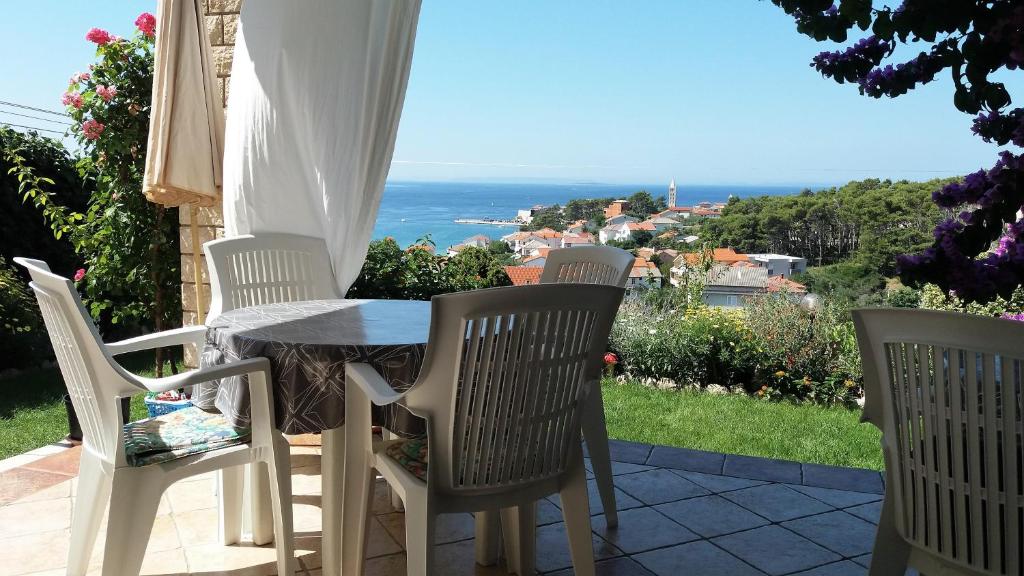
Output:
left=599, top=223, right=630, bottom=244
left=446, top=234, right=491, bottom=257
left=561, top=232, right=596, bottom=248
left=605, top=214, right=638, bottom=226
left=626, top=258, right=663, bottom=291
left=746, top=253, right=807, bottom=278
left=700, top=264, right=807, bottom=307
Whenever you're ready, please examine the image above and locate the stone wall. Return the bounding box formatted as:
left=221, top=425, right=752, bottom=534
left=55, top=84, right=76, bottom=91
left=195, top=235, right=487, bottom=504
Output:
left=182, top=0, right=241, bottom=367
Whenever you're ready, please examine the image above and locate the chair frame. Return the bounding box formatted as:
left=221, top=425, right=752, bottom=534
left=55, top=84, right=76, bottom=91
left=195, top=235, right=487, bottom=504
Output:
left=14, top=257, right=295, bottom=576
left=854, top=307, right=1024, bottom=576
left=341, top=283, right=625, bottom=576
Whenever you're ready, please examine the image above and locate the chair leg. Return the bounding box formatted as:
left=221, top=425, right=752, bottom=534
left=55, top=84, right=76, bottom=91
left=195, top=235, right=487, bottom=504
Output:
left=265, top=435, right=296, bottom=576
left=67, top=451, right=111, bottom=576
left=582, top=388, right=617, bottom=527
left=99, top=472, right=164, bottom=576
left=250, top=460, right=275, bottom=545
left=382, top=428, right=405, bottom=511
left=868, top=493, right=911, bottom=576
left=475, top=510, right=502, bottom=566
left=322, top=426, right=345, bottom=576
left=500, top=503, right=536, bottom=576
left=560, top=457, right=596, bottom=576
left=341, top=454, right=375, bottom=576
left=217, top=466, right=244, bottom=545
left=404, top=494, right=435, bottom=576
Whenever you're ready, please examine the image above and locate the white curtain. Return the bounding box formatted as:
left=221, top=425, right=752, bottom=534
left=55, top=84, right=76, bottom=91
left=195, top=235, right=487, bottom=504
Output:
left=222, top=0, right=421, bottom=294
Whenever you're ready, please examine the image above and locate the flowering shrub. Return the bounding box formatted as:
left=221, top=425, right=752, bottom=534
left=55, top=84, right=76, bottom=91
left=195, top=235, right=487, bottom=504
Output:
left=12, top=14, right=180, bottom=370
left=771, top=0, right=1024, bottom=304
left=609, top=294, right=861, bottom=405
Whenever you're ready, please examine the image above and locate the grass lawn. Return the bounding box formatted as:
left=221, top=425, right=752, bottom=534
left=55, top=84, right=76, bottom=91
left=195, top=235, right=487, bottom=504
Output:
left=602, top=379, right=884, bottom=471
left=0, top=351, right=179, bottom=460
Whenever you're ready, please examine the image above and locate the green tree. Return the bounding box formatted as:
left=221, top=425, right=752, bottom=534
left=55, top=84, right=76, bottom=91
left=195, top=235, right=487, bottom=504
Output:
left=444, top=246, right=512, bottom=291
left=625, top=191, right=666, bottom=219
left=524, top=205, right=567, bottom=231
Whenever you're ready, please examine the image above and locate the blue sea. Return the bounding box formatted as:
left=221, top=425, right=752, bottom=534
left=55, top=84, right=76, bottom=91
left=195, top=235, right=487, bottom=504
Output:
left=372, top=181, right=810, bottom=249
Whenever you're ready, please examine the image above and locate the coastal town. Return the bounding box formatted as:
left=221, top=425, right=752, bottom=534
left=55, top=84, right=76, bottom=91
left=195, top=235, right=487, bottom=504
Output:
left=444, top=181, right=808, bottom=306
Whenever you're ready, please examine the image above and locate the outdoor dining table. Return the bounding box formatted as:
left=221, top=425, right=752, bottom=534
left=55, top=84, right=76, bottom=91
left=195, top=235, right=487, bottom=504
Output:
left=195, top=298, right=431, bottom=576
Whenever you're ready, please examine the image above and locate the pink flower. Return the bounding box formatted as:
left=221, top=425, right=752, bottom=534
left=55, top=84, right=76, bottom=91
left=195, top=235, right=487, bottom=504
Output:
left=96, top=85, right=117, bottom=102
left=69, top=71, right=91, bottom=85
left=61, top=92, right=83, bottom=109
left=135, top=12, right=156, bottom=38
left=81, top=119, right=105, bottom=141
left=604, top=352, right=619, bottom=365
left=85, top=28, right=112, bottom=45
left=73, top=268, right=86, bottom=282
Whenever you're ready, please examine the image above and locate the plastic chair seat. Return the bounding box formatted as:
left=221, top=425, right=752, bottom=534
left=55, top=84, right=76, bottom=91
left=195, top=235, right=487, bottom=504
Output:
left=383, top=437, right=428, bottom=481
left=123, top=406, right=251, bottom=467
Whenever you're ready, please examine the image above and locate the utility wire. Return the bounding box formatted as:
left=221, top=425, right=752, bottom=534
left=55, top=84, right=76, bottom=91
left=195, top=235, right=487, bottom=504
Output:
left=0, top=100, right=69, bottom=117
left=0, top=121, right=66, bottom=135
left=0, top=110, right=72, bottom=126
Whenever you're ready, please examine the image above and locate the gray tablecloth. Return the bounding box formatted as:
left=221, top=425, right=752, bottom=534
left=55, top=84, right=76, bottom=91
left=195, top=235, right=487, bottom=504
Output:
left=195, top=299, right=429, bottom=437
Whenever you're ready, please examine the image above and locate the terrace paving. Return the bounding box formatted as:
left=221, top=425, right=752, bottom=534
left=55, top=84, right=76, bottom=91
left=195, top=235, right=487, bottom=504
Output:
left=0, top=439, right=894, bottom=576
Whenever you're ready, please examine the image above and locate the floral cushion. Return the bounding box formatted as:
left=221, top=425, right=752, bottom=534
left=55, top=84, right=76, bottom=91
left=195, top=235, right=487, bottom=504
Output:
left=123, top=406, right=250, bottom=467
left=384, top=438, right=428, bottom=481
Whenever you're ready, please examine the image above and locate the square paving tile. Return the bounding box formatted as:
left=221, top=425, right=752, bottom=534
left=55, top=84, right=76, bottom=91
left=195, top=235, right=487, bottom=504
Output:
left=782, top=511, right=878, bottom=558
left=802, top=464, right=884, bottom=494
left=647, top=446, right=726, bottom=474
left=845, top=501, right=882, bottom=524
left=654, top=495, right=770, bottom=538
left=535, top=521, right=622, bottom=573
left=603, top=441, right=654, bottom=465
left=787, top=484, right=882, bottom=509
left=673, top=470, right=766, bottom=493
left=792, top=560, right=867, bottom=576
left=592, top=507, right=699, bottom=554
left=548, top=479, right=644, bottom=515
left=633, top=540, right=765, bottom=576
left=547, top=556, right=656, bottom=575
left=723, top=454, right=802, bottom=484
left=713, top=525, right=842, bottom=576
left=537, top=498, right=564, bottom=525
left=721, top=484, right=833, bottom=522
left=613, top=469, right=709, bottom=505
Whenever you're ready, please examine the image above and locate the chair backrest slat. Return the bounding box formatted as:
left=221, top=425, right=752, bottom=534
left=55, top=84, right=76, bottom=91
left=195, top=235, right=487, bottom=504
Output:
left=539, top=246, right=633, bottom=289
left=204, top=233, right=340, bottom=319
left=410, top=284, right=622, bottom=496
left=855, top=308, right=1024, bottom=575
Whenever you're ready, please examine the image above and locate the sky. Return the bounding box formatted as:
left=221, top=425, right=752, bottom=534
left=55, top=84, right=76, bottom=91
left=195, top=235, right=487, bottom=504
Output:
left=1, top=1, right=1020, bottom=187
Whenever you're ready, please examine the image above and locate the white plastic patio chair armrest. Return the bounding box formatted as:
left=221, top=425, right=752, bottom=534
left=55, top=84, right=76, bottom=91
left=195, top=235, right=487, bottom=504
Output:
left=346, top=362, right=407, bottom=406
left=131, top=357, right=272, bottom=395
left=106, top=325, right=208, bottom=356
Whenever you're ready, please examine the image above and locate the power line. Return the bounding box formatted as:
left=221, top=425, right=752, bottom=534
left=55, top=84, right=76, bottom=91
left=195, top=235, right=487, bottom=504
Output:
left=0, top=100, right=69, bottom=118
left=0, top=110, right=72, bottom=126
left=0, top=122, right=66, bottom=135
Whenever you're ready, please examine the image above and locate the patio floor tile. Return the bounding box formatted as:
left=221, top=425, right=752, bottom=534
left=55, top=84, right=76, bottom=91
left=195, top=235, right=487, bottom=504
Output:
left=547, top=555, right=656, bottom=575
left=802, top=463, right=884, bottom=494
left=602, top=439, right=654, bottom=465
left=654, top=495, right=770, bottom=538
left=781, top=511, right=878, bottom=557
left=845, top=501, right=883, bottom=524
left=610, top=460, right=655, bottom=476
left=646, top=445, right=726, bottom=474
left=537, top=498, right=564, bottom=525
left=721, top=484, right=834, bottom=522
left=787, top=484, right=883, bottom=508
left=612, top=468, right=709, bottom=505
left=633, top=540, right=766, bottom=576
left=673, top=470, right=766, bottom=493
left=535, top=521, right=622, bottom=573
left=0, top=467, right=71, bottom=506
left=723, top=454, right=803, bottom=484
left=591, top=507, right=700, bottom=554
left=548, top=479, right=644, bottom=515
left=712, top=525, right=842, bottom=576
left=792, top=560, right=867, bottom=576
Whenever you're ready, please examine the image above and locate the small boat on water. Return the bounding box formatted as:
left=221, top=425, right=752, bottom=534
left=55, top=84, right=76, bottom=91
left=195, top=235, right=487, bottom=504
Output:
left=454, top=218, right=523, bottom=227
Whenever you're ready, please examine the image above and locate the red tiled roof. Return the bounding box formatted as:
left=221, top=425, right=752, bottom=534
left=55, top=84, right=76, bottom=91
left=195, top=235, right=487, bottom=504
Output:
left=504, top=266, right=543, bottom=286
left=533, top=228, right=563, bottom=239
left=681, top=248, right=748, bottom=266
left=767, top=275, right=807, bottom=293
left=626, top=222, right=657, bottom=231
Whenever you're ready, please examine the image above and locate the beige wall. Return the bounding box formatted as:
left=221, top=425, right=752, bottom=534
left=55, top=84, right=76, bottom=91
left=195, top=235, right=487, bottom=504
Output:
left=182, top=0, right=241, bottom=367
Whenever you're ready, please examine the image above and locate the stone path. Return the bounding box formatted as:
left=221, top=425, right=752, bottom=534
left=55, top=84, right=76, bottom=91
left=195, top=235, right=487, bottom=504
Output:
left=0, top=439, right=891, bottom=575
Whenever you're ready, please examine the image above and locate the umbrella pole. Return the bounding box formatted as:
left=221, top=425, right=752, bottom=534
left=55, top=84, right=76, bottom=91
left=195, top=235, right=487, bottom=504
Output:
left=189, top=205, right=206, bottom=324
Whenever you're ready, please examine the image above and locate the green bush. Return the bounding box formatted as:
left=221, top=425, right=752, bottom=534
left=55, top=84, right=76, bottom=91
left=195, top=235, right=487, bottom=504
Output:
left=0, top=257, right=48, bottom=370
left=919, top=283, right=1024, bottom=317
left=609, top=294, right=861, bottom=405
left=347, top=237, right=511, bottom=300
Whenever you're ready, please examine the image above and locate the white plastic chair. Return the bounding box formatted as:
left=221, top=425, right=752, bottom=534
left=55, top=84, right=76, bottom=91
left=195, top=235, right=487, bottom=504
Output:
left=204, top=232, right=342, bottom=320
left=13, top=258, right=294, bottom=576
left=538, top=246, right=633, bottom=530
left=853, top=308, right=1024, bottom=576
left=204, top=232, right=345, bottom=546
left=341, top=283, right=625, bottom=576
